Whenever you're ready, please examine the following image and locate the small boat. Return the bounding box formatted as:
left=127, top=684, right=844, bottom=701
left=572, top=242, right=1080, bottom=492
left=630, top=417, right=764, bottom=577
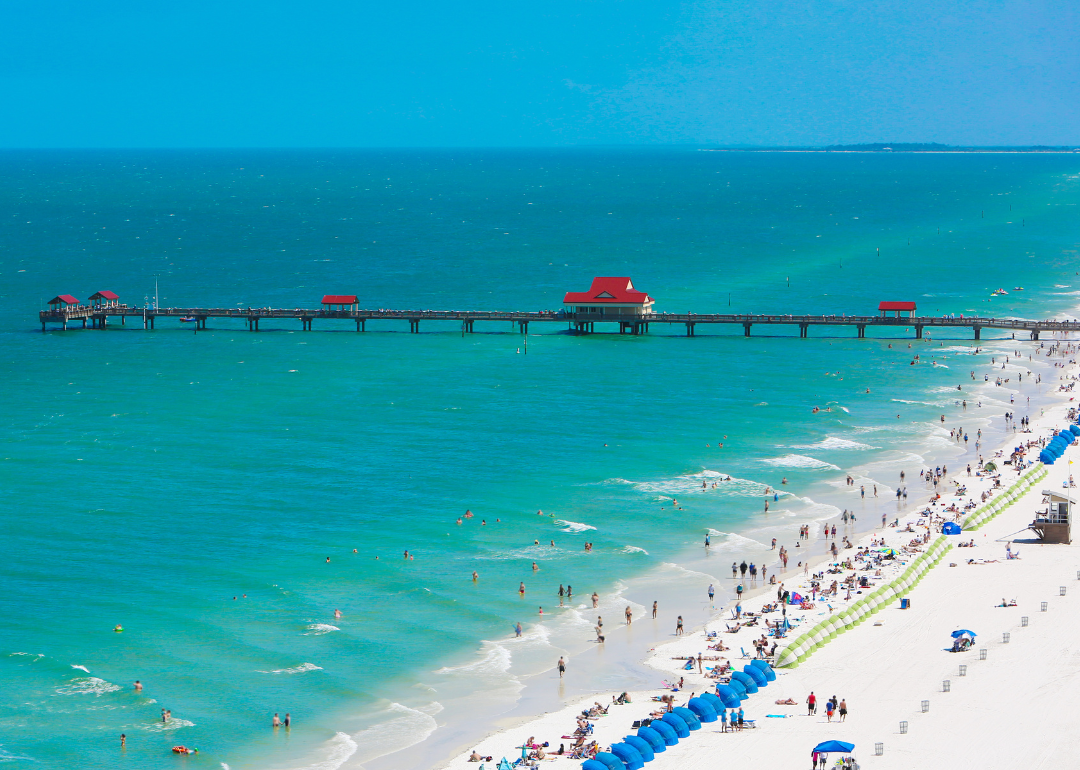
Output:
left=1013, top=287, right=1024, bottom=291
left=180, top=317, right=197, bottom=323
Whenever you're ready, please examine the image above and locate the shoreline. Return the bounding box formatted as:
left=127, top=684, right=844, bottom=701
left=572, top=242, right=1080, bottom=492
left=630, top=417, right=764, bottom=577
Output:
left=341, top=331, right=1074, bottom=770
left=432, top=335, right=1080, bottom=768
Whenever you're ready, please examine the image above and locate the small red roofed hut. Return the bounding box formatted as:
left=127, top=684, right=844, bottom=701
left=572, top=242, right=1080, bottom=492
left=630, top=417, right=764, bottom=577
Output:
left=48, top=295, right=80, bottom=308
left=322, top=295, right=358, bottom=311
left=879, top=301, right=916, bottom=318
left=89, top=290, right=120, bottom=308
left=563, top=277, right=654, bottom=317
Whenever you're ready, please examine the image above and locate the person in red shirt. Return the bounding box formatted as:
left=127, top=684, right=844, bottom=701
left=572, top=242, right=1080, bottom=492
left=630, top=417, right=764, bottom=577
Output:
left=807, top=691, right=817, bottom=715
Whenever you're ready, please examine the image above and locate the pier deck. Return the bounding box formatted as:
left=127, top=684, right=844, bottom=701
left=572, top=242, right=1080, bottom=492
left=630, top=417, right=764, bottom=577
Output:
left=38, top=305, right=1080, bottom=339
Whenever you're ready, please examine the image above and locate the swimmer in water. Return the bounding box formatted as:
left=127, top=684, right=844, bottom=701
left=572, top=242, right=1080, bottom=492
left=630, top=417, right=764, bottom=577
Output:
left=532, top=562, right=539, bottom=571
left=472, top=571, right=478, bottom=581
left=134, top=680, right=142, bottom=691
left=334, top=609, right=342, bottom=619
left=519, top=582, right=526, bottom=595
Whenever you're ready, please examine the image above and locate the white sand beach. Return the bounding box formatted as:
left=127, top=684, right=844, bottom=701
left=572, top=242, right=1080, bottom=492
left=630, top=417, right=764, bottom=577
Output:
left=438, top=340, right=1080, bottom=770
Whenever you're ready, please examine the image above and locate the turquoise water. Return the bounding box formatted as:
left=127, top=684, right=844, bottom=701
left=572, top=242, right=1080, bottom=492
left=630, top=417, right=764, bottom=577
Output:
left=1, top=149, right=1078, bottom=769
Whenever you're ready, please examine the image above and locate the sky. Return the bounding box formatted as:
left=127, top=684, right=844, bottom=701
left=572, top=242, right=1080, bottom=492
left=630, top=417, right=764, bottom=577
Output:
left=1, top=0, right=1077, bottom=147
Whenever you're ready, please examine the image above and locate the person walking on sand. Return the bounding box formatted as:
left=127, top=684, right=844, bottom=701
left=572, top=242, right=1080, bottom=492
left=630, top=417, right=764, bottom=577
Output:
left=676, top=616, right=684, bottom=635
left=708, top=584, right=715, bottom=602
left=838, top=698, right=847, bottom=722
left=557, top=657, right=566, bottom=678
left=807, top=691, right=816, bottom=715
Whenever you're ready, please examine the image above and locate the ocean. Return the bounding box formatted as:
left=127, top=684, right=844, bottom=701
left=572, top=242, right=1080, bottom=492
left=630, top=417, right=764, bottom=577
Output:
left=1, top=148, right=1078, bottom=769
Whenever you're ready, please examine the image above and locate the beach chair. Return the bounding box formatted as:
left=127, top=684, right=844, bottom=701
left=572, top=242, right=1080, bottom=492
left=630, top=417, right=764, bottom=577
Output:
left=739, top=647, right=751, bottom=659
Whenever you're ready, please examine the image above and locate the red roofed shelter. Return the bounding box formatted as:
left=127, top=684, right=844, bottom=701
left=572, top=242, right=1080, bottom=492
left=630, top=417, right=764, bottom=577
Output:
left=48, top=295, right=80, bottom=308
left=89, top=290, right=120, bottom=308
left=563, top=277, right=654, bottom=317
left=879, top=301, right=916, bottom=318
left=322, top=295, right=358, bottom=311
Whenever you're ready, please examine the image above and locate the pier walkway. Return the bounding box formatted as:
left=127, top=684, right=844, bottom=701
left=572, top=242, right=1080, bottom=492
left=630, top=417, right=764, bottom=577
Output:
left=38, top=305, right=1080, bottom=340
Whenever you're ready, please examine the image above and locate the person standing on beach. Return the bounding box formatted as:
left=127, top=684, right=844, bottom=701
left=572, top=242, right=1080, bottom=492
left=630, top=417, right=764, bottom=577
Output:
left=807, top=692, right=816, bottom=715
left=708, top=584, right=715, bottom=602
left=838, top=698, right=847, bottom=722
left=740, top=561, right=748, bottom=578
left=625, top=606, right=632, bottom=624
left=557, top=657, right=566, bottom=677
left=652, top=601, right=658, bottom=619
left=732, top=562, right=738, bottom=578
left=592, top=592, right=599, bottom=608
left=515, top=622, right=522, bottom=637
left=676, top=616, right=684, bottom=635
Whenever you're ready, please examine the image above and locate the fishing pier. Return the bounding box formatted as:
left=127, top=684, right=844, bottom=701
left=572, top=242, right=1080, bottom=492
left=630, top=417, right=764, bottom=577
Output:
left=39, top=279, right=1079, bottom=340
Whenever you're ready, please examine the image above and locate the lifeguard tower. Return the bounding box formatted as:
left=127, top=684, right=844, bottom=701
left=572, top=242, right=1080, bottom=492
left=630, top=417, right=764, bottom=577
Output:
left=1031, top=490, right=1072, bottom=544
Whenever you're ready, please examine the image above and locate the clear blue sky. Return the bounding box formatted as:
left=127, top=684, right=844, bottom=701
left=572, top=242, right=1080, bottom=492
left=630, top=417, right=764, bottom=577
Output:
left=3, top=0, right=1077, bottom=147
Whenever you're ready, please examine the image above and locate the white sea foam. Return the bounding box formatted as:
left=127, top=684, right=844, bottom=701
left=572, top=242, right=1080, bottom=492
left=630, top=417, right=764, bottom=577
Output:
left=435, top=642, right=512, bottom=677
left=55, top=677, right=121, bottom=696
left=0, top=744, right=33, bottom=762
left=554, top=519, right=596, bottom=533
left=303, top=624, right=340, bottom=636
left=144, top=717, right=196, bottom=731
left=625, top=470, right=777, bottom=498
left=762, top=454, right=840, bottom=470
left=345, top=703, right=440, bottom=767
left=257, top=663, right=323, bottom=674
left=789, top=436, right=877, bottom=451
left=71, top=664, right=90, bottom=673
left=619, top=545, right=649, bottom=555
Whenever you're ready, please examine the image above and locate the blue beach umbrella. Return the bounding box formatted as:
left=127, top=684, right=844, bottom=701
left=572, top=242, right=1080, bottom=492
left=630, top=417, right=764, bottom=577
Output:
left=951, top=629, right=977, bottom=638
left=636, top=725, right=666, bottom=753
left=943, top=522, right=962, bottom=535
left=714, top=684, right=743, bottom=708
left=647, top=717, right=679, bottom=746
left=813, top=740, right=855, bottom=753
left=622, top=734, right=655, bottom=762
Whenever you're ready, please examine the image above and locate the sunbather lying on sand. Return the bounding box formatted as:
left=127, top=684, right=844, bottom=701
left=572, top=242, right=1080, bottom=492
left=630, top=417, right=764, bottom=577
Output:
left=775, top=698, right=797, bottom=705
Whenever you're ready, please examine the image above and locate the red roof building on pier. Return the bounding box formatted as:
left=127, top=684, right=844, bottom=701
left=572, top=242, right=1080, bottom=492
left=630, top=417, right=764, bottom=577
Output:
left=879, top=301, right=916, bottom=318
left=563, top=278, right=654, bottom=316
left=322, top=295, right=358, bottom=310
left=89, top=290, right=120, bottom=307
left=48, top=295, right=80, bottom=308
